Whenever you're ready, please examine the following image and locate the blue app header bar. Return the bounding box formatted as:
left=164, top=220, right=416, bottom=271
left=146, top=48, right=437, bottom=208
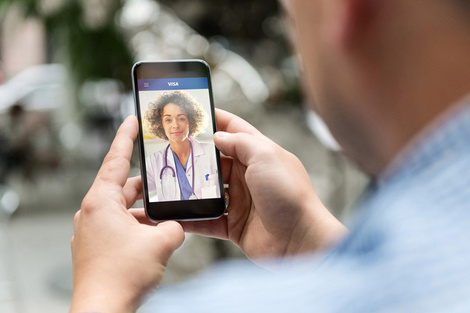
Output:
left=138, top=77, right=208, bottom=91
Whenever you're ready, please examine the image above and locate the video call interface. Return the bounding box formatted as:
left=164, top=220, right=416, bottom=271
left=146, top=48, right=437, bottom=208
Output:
left=137, top=77, right=221, bottom=203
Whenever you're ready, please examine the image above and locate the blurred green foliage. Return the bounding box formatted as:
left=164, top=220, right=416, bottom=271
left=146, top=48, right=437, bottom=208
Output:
left=0, top=0, right=134, bottom=97
left=0, top=0, right=301, bottom=109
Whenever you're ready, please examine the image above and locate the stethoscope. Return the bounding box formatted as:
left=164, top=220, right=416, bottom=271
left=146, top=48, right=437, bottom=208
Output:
left=159, top=141, right=197, bottom=200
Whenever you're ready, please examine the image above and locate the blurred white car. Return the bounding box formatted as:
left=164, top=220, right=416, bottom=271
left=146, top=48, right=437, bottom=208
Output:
left=0, top=64, right=68, bottom=113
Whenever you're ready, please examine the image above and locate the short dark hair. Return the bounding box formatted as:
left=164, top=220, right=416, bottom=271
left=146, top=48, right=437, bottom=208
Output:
left=144, top=91, right=207, bottom=140
left=449, top=0, right=470, bottom=12
left=455, top=0, right=470, bottom=7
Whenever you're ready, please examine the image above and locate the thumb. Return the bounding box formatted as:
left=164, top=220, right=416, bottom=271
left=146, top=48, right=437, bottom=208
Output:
left=153, top=221, right=185, bottom=257
left=214, top=131, right=269, bottom=166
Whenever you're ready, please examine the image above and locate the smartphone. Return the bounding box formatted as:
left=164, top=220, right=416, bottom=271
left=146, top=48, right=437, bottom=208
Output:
left=132, top=60, right=225, bottom=221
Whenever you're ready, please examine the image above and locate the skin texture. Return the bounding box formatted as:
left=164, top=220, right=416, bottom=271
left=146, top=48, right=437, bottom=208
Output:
left=70, top=116, right=185, bottom=313
left=284, top=0, right=470, bottom=175
left=70, top=111, right=347, bottom=313
left=135, top=109, right=347, bottom=260
left=71, top=0, right=470, bottom=311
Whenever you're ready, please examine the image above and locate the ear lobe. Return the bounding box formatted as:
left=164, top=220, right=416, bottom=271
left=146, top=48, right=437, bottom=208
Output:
left=330, top=0, right=372, bottom=48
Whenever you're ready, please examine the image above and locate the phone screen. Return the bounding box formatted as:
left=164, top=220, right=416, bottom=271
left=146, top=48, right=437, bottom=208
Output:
left=132, top=60, right=225, bottom=221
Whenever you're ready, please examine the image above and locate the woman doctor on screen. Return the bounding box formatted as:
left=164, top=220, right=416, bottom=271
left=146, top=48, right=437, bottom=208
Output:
left=144, top=91, right=220, bottom=202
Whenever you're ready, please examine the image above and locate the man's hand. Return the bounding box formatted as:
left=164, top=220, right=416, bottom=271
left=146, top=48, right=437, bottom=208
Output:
left=133, top=109, right=347, bottom=262
left=188, top=109, right=347, bottom=260
left=70, top=116, right=184, bottom=313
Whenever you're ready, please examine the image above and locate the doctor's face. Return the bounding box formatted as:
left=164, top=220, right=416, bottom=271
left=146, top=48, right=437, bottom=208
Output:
left=162, top=103, right=190, bottom=143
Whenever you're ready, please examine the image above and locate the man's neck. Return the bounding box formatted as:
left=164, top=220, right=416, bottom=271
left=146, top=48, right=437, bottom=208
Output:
left=351, top=3, right=470, bottom=177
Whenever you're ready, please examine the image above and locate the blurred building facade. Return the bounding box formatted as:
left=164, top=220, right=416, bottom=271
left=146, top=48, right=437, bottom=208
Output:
left=1, top=6, right=47, bottom=79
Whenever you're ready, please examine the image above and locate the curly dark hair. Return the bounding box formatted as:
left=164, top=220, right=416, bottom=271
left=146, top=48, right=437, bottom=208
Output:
left=144, top=91, right=207, bottom=140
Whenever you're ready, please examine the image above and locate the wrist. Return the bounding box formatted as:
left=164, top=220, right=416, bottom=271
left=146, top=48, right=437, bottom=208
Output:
left=287, top=198, right=348, bottom=256
left=70, top=280, right=138, bottom=313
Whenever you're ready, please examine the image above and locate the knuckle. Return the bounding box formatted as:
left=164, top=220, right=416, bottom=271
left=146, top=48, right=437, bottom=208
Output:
left=258, top=140, right=280, bottom=158
left=74, top=210, right=81, bottom=224
left=104, top=150, right=129, bottom=167
left=160, top=235, right=179, bottom=253
left=80, top=194, right=95, bottom=214
left=103, top=150, right=120, bottom=164
left=159, top=235, right=172, bottom=251
left=100, top=154, right=129, bottom=180
left=80, top=195, right=90, bottom=210
left=157, top=223, right=184, bottom=251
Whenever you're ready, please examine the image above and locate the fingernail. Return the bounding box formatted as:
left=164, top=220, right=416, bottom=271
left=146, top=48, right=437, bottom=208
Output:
left=214, top=131, right=229, bottom=139
left=122, top=115, right=131, bottom=124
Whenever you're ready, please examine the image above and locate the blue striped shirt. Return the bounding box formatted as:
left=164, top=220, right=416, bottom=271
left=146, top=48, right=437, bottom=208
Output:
left=141, top=99, right=470, bottom=313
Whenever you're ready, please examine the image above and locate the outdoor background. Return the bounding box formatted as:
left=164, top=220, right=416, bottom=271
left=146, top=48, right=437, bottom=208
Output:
left=0, top=0, right=368, bottom=312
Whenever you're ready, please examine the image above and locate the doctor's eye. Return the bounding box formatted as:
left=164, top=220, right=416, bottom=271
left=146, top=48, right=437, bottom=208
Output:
left=164, top=118, right=172, bottom=124
left=179, top=117, right=187, bottom=122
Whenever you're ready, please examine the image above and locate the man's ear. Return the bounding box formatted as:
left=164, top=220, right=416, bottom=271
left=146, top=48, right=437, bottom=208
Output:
left=328, top=0, right=374, bottom=49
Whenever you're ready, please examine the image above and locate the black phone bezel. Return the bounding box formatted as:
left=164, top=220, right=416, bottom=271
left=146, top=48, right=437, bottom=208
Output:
left=132, top=60, right=225, bottom=221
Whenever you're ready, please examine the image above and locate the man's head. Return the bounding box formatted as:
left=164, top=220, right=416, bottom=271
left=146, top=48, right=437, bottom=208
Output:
left=282, top=0, right=470, bottom=176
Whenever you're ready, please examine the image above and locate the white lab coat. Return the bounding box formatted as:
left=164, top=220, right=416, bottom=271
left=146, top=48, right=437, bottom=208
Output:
left=146, top=137, right=220, bottom=201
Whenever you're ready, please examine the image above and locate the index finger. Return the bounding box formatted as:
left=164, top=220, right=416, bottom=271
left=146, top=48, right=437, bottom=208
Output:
left=95, top=115, right=139, bottom=187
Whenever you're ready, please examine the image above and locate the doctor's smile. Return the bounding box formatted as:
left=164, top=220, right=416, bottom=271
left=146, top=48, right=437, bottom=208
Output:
left=171, top=132, right=183, bottom=136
